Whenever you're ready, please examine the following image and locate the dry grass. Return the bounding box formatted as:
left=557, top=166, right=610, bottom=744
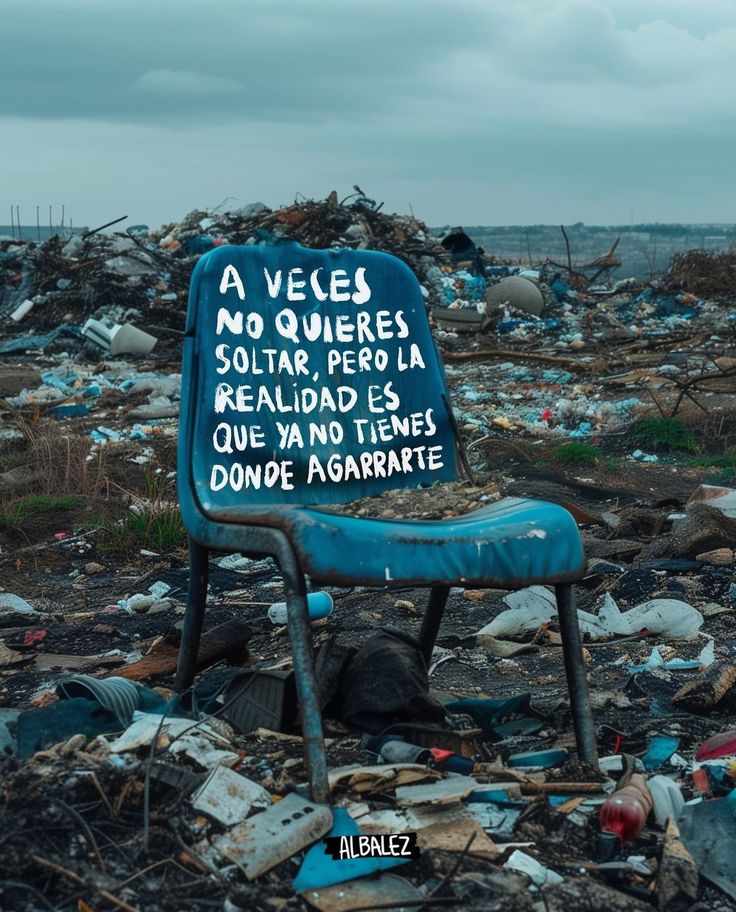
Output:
left=0, top=420, right=186, bottom=555
left=0, top=416, right=108, bottom=494
left=0, top=418, right=110, bottom=537
left=19, top=418, right=109, bottom=497
left=664, top=249, right=736, bottom=298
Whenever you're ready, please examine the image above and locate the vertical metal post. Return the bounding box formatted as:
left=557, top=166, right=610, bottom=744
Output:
left=418, top=584, right=451, bottom=666
left=555, top=583, right=598, bottom=766
left=174, top=538, right=210, bottom=693
left=283, top=553, right=329, bottom=804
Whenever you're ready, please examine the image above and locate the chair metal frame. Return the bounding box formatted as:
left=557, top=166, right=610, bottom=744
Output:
left=174, top=243, right=598, bottom=803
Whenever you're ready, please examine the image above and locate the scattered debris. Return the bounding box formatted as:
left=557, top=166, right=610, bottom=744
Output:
left=213, top=792, right=332, bottom=879
left=3, top=194, right=736, bottom=910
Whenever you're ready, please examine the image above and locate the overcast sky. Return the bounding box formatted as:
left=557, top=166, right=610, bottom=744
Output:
left=1, top=0, right=734, bottom=230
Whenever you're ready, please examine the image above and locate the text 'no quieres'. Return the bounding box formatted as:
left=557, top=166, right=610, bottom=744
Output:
left=220, top=265, right=372, bottom=304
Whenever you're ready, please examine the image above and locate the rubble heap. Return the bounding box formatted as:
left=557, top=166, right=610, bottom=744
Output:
left=0, top=190, right=446, bottom=341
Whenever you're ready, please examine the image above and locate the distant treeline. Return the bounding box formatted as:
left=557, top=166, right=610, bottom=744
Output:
left=434, top=223, right=736, bottom=238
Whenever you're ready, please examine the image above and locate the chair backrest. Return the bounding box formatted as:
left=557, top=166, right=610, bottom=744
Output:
left=179, top=241, right=458, bottom=517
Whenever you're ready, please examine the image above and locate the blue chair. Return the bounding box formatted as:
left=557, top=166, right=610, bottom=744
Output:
left=175, top=241, right=597, bottom=802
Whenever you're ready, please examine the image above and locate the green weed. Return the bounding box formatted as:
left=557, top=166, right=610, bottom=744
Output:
left=631, top=418, right=696, bottom=453
left=690, top=454, right=736, bottom=470
left=551, top=443, right=600, bottom=465
left=97, top=469, right=185, bottom=555
left=97, top=506, right=185, bottom=555
left=0, top=494, right=82, bottom=530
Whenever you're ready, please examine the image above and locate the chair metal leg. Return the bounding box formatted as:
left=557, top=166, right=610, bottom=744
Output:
left=282, top=553, right=329, bottom=805
left=555, top=583, right=598, bottom=767
left=418, top=584, right=451, bottom=667
left=174, top=538, right=209, bottom=693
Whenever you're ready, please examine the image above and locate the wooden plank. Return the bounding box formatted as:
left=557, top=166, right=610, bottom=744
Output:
left=112, top=619, right=251, bottom=681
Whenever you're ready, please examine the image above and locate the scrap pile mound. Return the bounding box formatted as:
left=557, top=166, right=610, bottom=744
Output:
left=0, top=190, right=445, bottom=346
left=157, top=190, right=442, bottom=281
left=663, top=249, right=736, bottom=299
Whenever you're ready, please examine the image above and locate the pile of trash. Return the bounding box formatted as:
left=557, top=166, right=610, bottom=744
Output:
left=0, top=190, right=452, bottom=359
left=2, top=547, right=736, bottom=911
left=5, top=196, right=736, bottom=910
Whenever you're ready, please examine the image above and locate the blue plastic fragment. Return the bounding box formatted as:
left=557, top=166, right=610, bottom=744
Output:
left=48, top=404, right=90, bottom=420
left=550, top=279, right=570, bottom=298
left=508, top=748, right=568, bottom=769
left=0, top=325, right=81, bottom=354
left=569, top=422, right=593, bottom=438
left=726, top=787, right=736, bottom=812
left=90, top=426, right=124, bottom=443
left=547, top=795, right=573, bottom=807
left=446, top=694, right=531, bottom=727
left=628, top=646, right=701, bottom=674
left=642, top=735, right=680, bottom=770
left=292, top=808, right=407, bottom=892
left=446, top=694, right=543, bottom=740
left=183, top=235, right=215, bottom=256
left=709, top=766, right=732, bottom=791
left=466, top=789, right=511, bottom=804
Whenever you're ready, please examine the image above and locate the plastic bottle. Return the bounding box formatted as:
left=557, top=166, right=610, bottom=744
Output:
left=268, top=591, right=333, bottom=625
left=379, top=740, right=432, bottom=765
left=599, top=774, right=653, bottom=841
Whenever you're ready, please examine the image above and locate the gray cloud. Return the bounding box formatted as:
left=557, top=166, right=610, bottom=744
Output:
left=1, top=1, right=735, bottom=227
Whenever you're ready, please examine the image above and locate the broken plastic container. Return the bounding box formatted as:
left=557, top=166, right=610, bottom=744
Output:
left=648, top=775, right=685, bottom=826
left=599, top=775, right=653, bottom=841
left=268, top=591, right=333, bottom=625
left=82, top=318, right=157, bottom=356
left=379, top=740, right=432, bottom=765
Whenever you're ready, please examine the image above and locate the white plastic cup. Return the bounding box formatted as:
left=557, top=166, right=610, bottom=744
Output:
left=268, top=591, right=334, bottom=625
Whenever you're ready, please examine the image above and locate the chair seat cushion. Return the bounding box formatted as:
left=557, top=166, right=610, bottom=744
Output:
left=283, top=496, right=584, bottom=586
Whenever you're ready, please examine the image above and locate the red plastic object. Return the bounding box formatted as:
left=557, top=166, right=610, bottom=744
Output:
left=430, top=748, right=454, bottom=765
left=692, top=767, right=712, bottom=797
left=23, top=628, right=47, bottom=646
left=695, top=731, right=736, bottom=762
left=599, top=775, right=652, bottom=842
